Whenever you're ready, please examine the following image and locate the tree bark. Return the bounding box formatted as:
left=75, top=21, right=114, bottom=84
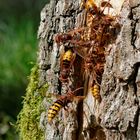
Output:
left=37, top=0, right=140, bottom=139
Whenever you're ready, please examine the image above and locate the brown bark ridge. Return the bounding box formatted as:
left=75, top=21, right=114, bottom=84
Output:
left=37, top=0, right=140, bottom=139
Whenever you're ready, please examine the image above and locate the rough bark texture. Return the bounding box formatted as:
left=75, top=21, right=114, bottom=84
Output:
left=37, top=0, right=140, bottom=139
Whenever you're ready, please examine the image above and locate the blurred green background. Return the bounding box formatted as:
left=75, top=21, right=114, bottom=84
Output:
left=0, top=0, right=48, bottom=139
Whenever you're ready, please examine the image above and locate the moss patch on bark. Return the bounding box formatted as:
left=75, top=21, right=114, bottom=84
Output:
left=16, top=65, right=48, bottom=140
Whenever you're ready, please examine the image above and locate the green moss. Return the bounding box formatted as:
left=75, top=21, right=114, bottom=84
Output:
left=16, top=64, right=48, bottom=140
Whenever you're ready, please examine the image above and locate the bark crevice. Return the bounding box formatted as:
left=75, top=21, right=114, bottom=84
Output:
left=37, top=0, right=140, bottom=139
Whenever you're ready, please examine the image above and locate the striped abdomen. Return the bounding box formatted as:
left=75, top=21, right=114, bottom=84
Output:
left=60, top=49, right=75, bottom=82
left=63, top=49, right=73, bottom=62
left=48, top=100, right=64, bottom=123
left=48, top=88, right=83, bottom=123
left=91, top=84, right=101, bottom=102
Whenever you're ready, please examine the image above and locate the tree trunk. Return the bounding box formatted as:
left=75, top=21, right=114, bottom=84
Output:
left=37, top=0, right=140, bottom=140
